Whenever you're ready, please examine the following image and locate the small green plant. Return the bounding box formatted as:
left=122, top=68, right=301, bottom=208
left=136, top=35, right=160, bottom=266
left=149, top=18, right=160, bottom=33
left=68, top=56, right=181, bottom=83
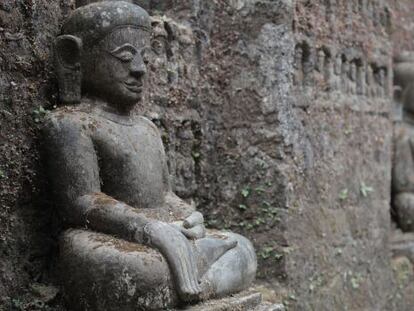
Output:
left=241, top=186, right=251, bottom=198
left=238, top=204, right=247, bottom=211
left=308, top=274, right=325, bottom=292
left=33, top=106, right=47, bottom=123
left=344, top=128, right=353, bottom=135
left=246, top=223, right=254, bottom=230
left=350, top=277, right=360, bottom=289
left=255, top=186, right=266, bottom=193
left=288, top=294, right=297, bottom=301
left=335, top=248, right=343, bottom=256
left=12, top=298, right=24, bottom=310
left=360, top=182, right=374, bottom=197
left=259, top=246, right=274, bottom=259
left=191, top=151, right=200, bottom=159
left=258, top=246, right=283, bottom=261
left=339, top=188, right=349, bottom=201
left=261, top=201, right=279, bottom=216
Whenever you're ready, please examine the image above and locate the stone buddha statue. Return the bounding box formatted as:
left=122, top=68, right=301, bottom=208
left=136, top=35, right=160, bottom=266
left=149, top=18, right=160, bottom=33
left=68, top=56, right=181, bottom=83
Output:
left=393, top=52, right=414, bottom=232
left=43, top=1, right=257, bottom=310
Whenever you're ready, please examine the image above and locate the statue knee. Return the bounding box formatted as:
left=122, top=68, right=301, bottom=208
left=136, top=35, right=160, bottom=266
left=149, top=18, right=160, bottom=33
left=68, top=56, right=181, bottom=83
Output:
left=226, top=233, right=256, bottom=259
left=220, top=232, right=257, bottom=279
left=59, top=229, right=177, bottom=311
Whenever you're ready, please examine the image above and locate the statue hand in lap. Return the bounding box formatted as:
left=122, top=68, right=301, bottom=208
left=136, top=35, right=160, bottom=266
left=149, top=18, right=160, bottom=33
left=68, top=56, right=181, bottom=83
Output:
left=143, top=221, right=203, bottom=300
left=46, top=1, right=256, bottom=308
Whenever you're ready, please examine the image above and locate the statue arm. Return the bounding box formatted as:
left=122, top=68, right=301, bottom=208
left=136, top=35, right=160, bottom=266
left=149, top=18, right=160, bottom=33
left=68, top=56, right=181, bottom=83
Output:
left=148, top=117, right=196, bottom=221
left=43, top=114, right=151, bottom=242
left=159, top=142, right=205, bottom=238
left=164, top=191, right=196, bottom=220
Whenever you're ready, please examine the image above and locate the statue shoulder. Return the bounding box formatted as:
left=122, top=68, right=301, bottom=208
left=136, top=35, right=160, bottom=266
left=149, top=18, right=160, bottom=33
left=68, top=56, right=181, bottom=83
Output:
left=43, top=108, right=91, bottom=137
left=138, top=116, right=161, bottom=135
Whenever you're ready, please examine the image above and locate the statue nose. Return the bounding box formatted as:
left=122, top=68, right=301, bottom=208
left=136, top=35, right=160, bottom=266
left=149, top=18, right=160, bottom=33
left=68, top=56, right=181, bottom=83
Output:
left=130, top=54, right=146, bottom=77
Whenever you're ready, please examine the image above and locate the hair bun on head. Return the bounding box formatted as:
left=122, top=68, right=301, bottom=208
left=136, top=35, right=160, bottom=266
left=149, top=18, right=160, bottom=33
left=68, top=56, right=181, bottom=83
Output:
left=75, top=0, right=147, bottom=9
left=63, top=1, right=151, bottom=49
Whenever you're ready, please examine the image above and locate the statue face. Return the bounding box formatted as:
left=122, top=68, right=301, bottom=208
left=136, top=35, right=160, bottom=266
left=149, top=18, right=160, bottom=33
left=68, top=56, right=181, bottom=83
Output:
left=82, top=27, right=150, bottom=110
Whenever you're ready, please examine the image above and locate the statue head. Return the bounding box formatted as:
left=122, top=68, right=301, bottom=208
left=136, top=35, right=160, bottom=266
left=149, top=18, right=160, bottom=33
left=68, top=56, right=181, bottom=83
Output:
left=394, top=52, right=414, bottom=114
left=55, top=1, right=151, bottom=112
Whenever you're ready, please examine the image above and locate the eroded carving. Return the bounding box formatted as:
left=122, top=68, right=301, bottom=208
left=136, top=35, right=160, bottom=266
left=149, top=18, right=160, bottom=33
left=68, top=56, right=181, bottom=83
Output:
left=320, top=0, right=390, bottom=33
left=366, top=64, right=375, bottom=97
left=294, top=42, right=314, bottom=91
left=356, top=60, right=366, bottom=96
left=293, top=43, right=304, bottom=86
left=294, top=42, right=389, bottom=99
left=324, top=50, right=334, bottom=90
left=341, top=55, right=350, bottom=93
left=349, top=61, right=357, bottom=95
left=44, top=2, right=257, bottom=310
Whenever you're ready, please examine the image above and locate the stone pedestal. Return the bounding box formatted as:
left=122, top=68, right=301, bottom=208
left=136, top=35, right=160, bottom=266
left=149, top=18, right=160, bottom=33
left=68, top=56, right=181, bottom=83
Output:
left=391, top=230, right=414, bottom=263
left=179, top=291, right=284, bottom=311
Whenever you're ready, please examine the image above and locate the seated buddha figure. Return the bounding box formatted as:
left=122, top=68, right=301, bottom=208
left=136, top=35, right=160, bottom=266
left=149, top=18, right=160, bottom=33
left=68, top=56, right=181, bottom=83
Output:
left=43, top=1, right=257, bottom=310
left=393, top=52, right=414, bottom=231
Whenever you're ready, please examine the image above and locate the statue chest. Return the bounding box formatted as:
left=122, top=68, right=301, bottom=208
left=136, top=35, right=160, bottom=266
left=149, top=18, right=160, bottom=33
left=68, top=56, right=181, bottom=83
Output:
left=90, top=119, right=167, bottom=209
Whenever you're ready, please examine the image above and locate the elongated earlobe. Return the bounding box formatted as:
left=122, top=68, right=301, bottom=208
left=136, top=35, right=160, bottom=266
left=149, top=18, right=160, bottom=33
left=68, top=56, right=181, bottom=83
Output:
left=55, top=35, right=82, bottom=104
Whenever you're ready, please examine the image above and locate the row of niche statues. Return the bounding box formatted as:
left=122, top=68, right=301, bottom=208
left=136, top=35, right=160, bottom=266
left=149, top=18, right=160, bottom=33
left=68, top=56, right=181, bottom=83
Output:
left=294, top=44, right=389, bottom=98
left=392, top=52, right=414, bottom=232
left=321, top=0, right=391, bottom=29
left=43, top=1, right=258, bottom=310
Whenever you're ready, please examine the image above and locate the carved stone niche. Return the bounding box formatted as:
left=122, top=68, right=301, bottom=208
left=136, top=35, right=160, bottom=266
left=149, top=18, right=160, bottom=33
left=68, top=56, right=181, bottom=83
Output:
left=44, top=1, right=274, bottom=310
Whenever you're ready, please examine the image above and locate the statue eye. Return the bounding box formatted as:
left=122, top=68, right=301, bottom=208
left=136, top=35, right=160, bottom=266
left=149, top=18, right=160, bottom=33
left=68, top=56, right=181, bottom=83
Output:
left=109, top=44, right=138, bottom=63
left=113, top=50, right=135, bottom=62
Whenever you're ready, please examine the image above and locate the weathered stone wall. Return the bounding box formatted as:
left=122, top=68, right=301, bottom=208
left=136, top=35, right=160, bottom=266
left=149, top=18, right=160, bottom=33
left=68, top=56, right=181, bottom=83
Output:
left=2, top=0, right=414, bottom=310
left=285, top=0, right=396, bottom=309
left=0, top=1, right=74, bottom=308
left=392, top=0, right=414, bottom=53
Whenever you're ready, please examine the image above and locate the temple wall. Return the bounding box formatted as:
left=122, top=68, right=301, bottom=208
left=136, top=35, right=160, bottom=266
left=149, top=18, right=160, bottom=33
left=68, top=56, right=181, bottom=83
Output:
left=1, top=0, right=414, bottom=309
left=286, top=0, right=396, bottom=309
left=0, top=0, right=74, bottom=306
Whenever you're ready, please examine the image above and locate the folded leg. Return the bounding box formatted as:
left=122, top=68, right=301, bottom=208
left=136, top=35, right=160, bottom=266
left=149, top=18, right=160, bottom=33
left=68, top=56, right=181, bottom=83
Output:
left=59, top=229, right=177, bottom=311
left=195, top=231, right=257, bottom=299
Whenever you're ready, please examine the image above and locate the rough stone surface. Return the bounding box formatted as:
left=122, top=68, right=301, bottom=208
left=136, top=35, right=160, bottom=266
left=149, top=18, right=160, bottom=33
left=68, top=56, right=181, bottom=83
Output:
left=1, top=0, right=414, bottom=310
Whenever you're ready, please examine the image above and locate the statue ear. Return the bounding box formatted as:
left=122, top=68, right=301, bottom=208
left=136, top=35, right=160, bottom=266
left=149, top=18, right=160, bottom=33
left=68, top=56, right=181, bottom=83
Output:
left=55, top=35, right=83, bottom=104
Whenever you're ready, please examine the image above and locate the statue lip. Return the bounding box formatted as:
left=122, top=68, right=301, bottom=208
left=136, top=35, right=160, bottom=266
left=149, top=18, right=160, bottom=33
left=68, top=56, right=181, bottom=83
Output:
left=124, top=82, right=143, bottom=93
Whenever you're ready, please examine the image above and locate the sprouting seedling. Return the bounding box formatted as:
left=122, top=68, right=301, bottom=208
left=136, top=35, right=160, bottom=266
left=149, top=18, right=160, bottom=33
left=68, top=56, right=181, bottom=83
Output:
left=360, top=182, right=374, bottom=197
